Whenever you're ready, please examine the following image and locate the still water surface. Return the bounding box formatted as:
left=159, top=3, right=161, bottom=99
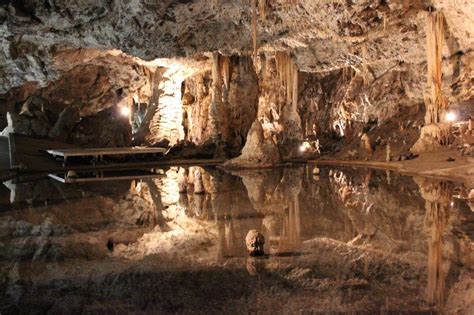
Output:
left=0, top=165, right=473, bottom=313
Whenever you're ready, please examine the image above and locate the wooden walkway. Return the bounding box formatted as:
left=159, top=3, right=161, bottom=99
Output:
left=47, top=147, right=167, bottom=165
left=48, top=169, right=165, bottom=183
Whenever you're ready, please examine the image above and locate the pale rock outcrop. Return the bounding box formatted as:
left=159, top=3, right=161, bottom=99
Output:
left=411, top=123, right=452, bottom=153
left=223, top=120, right=280, bottom=169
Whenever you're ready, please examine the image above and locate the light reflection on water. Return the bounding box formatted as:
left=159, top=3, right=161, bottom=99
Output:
left=0, top=165, right=472, bottom=313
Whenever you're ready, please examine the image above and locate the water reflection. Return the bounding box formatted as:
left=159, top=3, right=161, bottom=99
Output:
left=415, top=177, right=453, bottom=309
left=0, top=165, right=472, bottom=313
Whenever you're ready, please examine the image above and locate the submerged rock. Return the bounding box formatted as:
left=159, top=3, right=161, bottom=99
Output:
left=245, top=229, right=265, bottom=256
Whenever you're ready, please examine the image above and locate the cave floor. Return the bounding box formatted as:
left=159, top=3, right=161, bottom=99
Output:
left=313, top=149, right=474, bottom=184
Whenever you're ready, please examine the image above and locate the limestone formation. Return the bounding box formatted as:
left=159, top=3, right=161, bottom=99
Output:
left=0, top=1, right=472, bottom=161
left=223, top=120, right=280, bottom=169
left=412, top=123, right=452, bottom=153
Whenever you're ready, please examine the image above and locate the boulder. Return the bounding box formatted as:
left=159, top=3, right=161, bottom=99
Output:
left=245, top=229, right=265, bottom=256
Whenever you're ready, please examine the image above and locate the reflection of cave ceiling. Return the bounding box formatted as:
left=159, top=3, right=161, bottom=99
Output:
left=1, top=0, right=472, bottom=93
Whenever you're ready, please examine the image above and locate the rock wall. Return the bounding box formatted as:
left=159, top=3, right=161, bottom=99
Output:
left=0, top=49, right=157, bottom=147
left=183, top=55, right=259, bottom=156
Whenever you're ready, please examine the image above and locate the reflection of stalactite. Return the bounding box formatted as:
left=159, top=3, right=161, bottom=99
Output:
left=213, top=193, right=226, bottom=261
left=144, top=179, right=169, bottom=230
left=416, top=177, right=453, bottom=308
left=425, top=11, right=446, bottom=125
left=279, top=194, right=301, bottom=252
left=224, top=219, right=237, bottom=256
left=425, top=201, right=448, bottom=307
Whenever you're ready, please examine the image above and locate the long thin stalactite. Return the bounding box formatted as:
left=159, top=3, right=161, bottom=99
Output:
left=275, top=52, right=299, bottom=111
left=425, top=11, right=446, bottom=125
left=252, top=0, right=258, bottom=60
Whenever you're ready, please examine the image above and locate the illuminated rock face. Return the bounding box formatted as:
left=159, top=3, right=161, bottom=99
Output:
left=223, top=120, right=281, bottom=168
left=183, top=56, right=258, bottom=155
left=0, top=0, right=473, bottom=158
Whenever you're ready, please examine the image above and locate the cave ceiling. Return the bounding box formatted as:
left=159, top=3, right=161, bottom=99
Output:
left=0, top=0, right=472, bottom=94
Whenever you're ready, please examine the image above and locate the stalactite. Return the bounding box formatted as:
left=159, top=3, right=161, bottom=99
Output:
left=212, top=52, right=221, bottom=89
left=208, top=52, right=226, bottom=141
left=258, top=0, right=267, bottom=20
left=251, top=0, right=258, bottom=61
left=275, top=52, right=298, bottom=111
left=220, top=56, right=231, bottom=91
left=425, top=11, right=446, bottom=125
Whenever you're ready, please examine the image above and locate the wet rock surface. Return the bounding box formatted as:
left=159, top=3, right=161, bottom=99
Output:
left=0, top=166, right=472, bottom=313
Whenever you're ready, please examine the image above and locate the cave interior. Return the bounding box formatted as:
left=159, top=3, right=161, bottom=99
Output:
left=0, top=0, right=473, bottom=313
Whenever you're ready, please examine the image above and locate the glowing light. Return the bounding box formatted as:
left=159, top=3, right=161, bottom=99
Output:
left=300, top=141, right=311, bottom=153
left=445, top=111, right=457, bottom=123
left=450, top=201, right=454, bottom=207
left=120, top=107, right=131, bottom=117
